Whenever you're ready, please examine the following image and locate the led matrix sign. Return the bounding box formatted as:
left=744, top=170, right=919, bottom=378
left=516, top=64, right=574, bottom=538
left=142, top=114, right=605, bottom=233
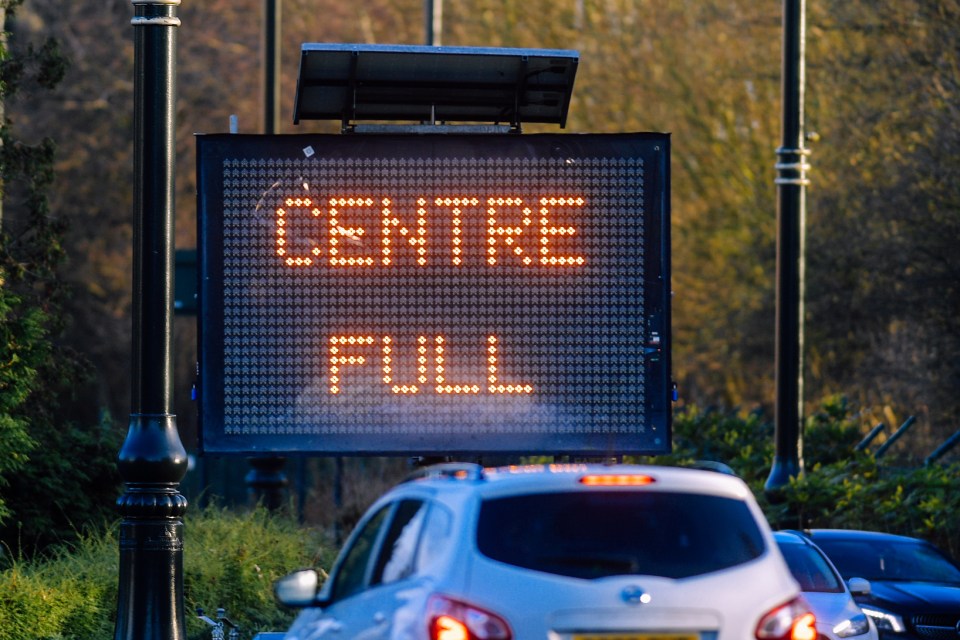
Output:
left=197, top=133, right=671, bottom=455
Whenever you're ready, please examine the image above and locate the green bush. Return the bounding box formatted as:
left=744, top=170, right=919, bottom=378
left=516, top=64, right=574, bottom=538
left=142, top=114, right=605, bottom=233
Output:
left=181, top=506, right=334, bottom=639
left=0, top=411, right=123, bottom=555
left=772, top=457, right=960, bottom=558
left=645, top=405, right=776, bottom=486
left=0, top=505, right=334, bottom=640
left=0, top=15, right=118, bottom=557
left=2, top=402, right=957, bottom=640
left=648, top=399, right=960, bottom=558
left=1, top=523, right=120, bottom=640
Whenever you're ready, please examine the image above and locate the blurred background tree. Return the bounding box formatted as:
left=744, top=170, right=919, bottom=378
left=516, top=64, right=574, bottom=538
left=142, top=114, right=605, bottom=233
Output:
left=0, top=0, right=956, bottom=552
left=805, top=0, right=960, bottom=450
left=0, top=0, right=121, bottom=554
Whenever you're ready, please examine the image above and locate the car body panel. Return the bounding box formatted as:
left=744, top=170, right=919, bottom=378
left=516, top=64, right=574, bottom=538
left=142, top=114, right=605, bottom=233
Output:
left=463, top=552, right=797, bottom=640
left=864, top=581, right=960, bottom=611
left=774, top=531, right=878, bottom=640
left=285, top=579, right=435, bottom=640
left=281, top=464, right=806, bottom=640
left=803, top=591, right=875, bottom=640
left=807, top=529, right=960, bottom=640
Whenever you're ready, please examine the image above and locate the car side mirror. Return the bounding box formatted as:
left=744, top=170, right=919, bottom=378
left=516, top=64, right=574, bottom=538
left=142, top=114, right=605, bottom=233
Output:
left=274, top=569, right=325, bottom=608
left=847, top=577, right=871, bottom=596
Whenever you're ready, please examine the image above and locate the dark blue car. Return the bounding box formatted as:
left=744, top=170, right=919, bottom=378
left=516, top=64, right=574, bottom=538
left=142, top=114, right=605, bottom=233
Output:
left=808, top=530, right=960, bottom=640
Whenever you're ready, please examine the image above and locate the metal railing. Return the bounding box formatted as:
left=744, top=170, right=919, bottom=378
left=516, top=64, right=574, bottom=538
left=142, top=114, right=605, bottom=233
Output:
left=853, top=415, right=960, bottom=466
left=197, top=607, right=239, bottom=640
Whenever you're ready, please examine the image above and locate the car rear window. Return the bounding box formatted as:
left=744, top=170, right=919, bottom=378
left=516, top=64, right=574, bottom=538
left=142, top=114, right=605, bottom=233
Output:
left=777, top=541, right=844, bottom=593
left=477, top=491, right=766, bottom=579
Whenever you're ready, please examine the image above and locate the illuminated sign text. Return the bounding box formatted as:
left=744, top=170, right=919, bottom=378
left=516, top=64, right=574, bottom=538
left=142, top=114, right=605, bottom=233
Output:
left=276, top=195, right=586, bottom=268
left=197, top=133, right=672, bottom=455
left=328, top=334, right=532, bottom=395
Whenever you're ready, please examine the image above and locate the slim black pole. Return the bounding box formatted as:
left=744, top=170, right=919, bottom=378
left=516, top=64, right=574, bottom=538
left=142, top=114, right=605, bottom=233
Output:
left=424, top=0, right=442, bottom=46
left=263, top=0, right=281, bottom=133
left=115, top=2, right=188, bottom=639
left=766, top=0, right=809, bottom=496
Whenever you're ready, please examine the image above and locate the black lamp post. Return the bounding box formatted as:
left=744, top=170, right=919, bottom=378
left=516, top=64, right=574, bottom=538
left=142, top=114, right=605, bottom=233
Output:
left=766, top=0, right=809, bottom=495
left=115, top=1, right=188, bottom=638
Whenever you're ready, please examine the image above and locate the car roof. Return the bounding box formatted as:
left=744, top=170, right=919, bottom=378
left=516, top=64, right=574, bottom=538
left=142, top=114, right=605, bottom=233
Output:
left=400, top=463, right=754, bottom=501
left=774, top=530, right=816, bottom=546
left=807, top=529, right=926, bottom=544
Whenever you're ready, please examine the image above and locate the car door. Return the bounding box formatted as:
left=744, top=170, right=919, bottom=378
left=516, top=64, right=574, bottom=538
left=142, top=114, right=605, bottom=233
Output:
left=290, top=499, right=430, bottom=640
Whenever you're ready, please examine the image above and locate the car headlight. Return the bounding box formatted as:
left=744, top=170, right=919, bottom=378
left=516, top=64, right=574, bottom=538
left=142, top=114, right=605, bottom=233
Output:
left=833, top=613, right=871, bottom=638
left=860, top=606, right=905, bottom=633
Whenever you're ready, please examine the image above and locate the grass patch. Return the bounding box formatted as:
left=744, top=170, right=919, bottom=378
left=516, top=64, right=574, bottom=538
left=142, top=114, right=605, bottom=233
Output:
left=0, top=505, right=334, bottom=640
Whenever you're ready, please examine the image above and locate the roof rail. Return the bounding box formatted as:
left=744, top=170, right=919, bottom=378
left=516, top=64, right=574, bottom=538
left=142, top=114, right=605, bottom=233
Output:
left=688, top=460, right=738, bottom=476
left=405, top=462, right=485, bottom=483
left=779, top=528, right=813, bottom=542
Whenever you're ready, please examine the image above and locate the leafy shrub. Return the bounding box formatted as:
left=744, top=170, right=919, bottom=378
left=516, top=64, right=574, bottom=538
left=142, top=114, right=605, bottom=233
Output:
left=0, top=411, right=123, bottom=555
left=2, top=400, right=957, bottom=640
left=647, top=399, right=960, bottom=558
left=0, top=505, right=334, bottom=640
left=646, top=405, right=775, bottom=486
left=0, top=16, right=119, bottom=557
left=181, top=505, right=334, bottom=639
left=0, top=290, right=45, bottom=525
left=773, top=457, right=960, bottom=558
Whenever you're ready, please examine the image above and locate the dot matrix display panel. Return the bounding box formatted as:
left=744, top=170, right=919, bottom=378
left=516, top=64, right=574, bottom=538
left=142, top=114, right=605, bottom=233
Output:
left=197, top=133, right=671, bottom=455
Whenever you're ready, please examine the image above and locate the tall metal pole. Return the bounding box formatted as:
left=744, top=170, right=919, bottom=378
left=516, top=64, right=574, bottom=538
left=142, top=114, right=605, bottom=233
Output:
left=425, top=0, right=443, bottom=46
left=766, top=0, right=809, bottom=495
left=263, top=0, right=281, bottom=133
left=115, top=2, right=188, bottom=639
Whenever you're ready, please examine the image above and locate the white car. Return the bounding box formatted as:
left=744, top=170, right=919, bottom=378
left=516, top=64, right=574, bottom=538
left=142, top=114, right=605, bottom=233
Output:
left=276, top=463, right=814, bottom=640
left=774, top=530, right=878, bottom=640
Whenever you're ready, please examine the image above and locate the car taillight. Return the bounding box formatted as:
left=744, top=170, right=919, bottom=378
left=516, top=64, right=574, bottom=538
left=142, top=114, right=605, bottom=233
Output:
left=427, top=595, right=512, bottom=640
left=755, top=598, right=817, bottom=640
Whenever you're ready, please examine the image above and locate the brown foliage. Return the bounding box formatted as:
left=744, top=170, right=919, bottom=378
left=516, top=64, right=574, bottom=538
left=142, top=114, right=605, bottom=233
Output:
left=6, top=0, right=959, bottom=451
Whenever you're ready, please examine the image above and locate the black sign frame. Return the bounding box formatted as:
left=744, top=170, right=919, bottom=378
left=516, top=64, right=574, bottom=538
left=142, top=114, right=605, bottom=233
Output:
left=197, top=132, right=671, bottom=456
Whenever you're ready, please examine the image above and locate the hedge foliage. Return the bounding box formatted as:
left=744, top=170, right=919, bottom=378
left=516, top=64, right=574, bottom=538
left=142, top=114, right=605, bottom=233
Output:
left=0, top=506, right=334, bottom=640
left=0, top=0, right=121, bottom=556
left=2, top=401, right=957, bottom=639
left=649, top=398, right=960, bottom=557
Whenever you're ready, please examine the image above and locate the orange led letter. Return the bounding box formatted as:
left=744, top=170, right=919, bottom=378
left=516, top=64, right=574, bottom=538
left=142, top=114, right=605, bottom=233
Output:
left=328, top=197, right=382, bottom=267
left=382, top=198, right=428, bottom=266
left=486, top=197, right=534, bottom=266
left=435, top=336, right=481, bottom=394
left=487, top=335, right=534, bottom=393
left=433, top=197, right=480, bottom=266
left=382, top=336, right=429, bottom=394
left=328, top=335, right=376, bottom=394
left=539, top=196, right=586, bottom=266
left=277, top=197, right=323, bottom=267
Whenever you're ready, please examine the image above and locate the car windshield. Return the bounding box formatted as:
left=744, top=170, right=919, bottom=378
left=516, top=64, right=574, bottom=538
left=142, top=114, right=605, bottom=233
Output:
left=476, top=491, right=766, bottom=580
left=777, top=540, right=844, bottom=593
left=815, top=538, right=960, bottom=585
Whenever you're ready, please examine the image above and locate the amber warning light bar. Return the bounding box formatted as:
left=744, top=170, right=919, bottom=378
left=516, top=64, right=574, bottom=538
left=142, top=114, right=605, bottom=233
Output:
left=579, top=474, right=656, bottom=487
left=196, top=133, right=671, bottom=456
